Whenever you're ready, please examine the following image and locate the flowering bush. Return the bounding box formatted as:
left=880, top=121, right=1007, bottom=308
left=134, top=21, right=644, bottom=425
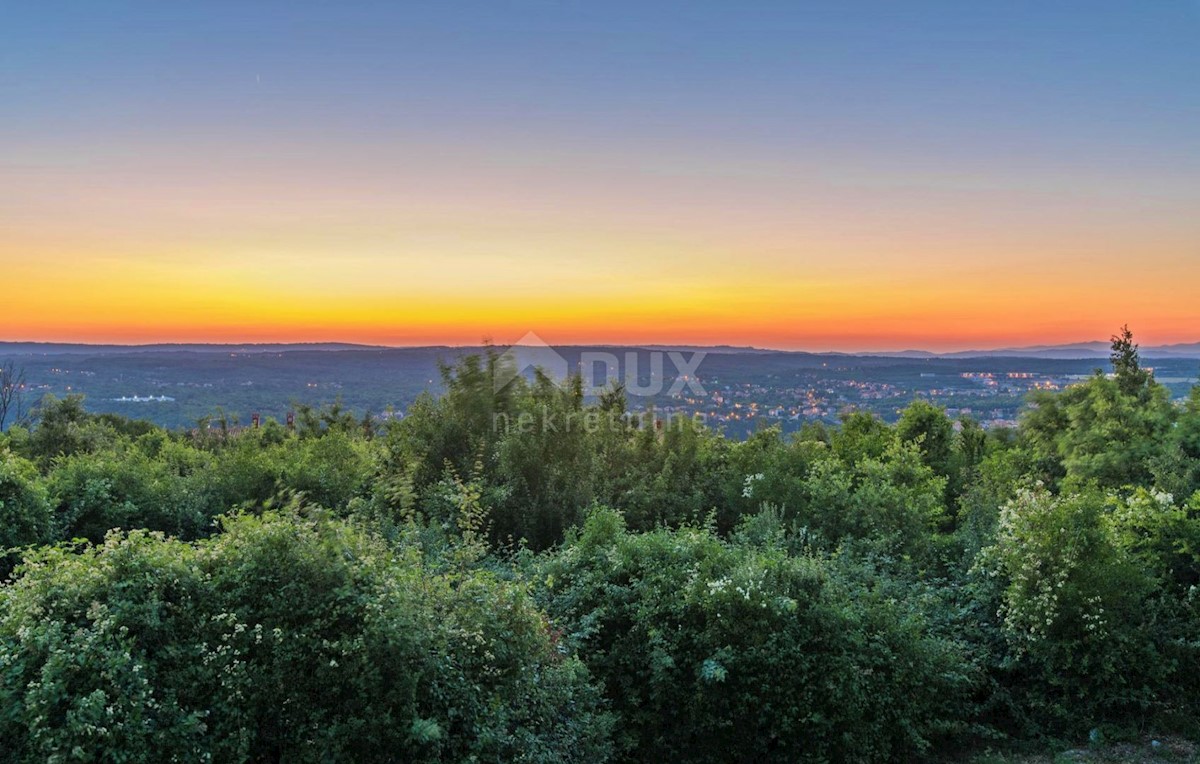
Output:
left=0, top=510, right=611, bottom=763
left=977, top=486, right=1171, bottom=730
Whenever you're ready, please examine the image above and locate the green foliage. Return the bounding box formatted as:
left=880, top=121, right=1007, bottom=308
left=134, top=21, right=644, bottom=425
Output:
left=395, top=353, right=729, bottom=548
left=1107, top=488, right=1200, bottom=592
left=955, top=446, right=1032, bottom=564
left=1, top=329, right=1198, bottom=758
left=492, top=373, right=596, bottom=547
left=735, top=436, right=948, bottom=564
left=47, top=441, right=211, bottom=543
left=594, top=412, right=724, bottom=534
left=535, top=509, right=975, bottom=763
left=0, top=449, right=52, bottom=567
left=897, top=399, right=956, bottom=479
left=0, top=510, right=611, bottom=763
left=1019, top=330, right=1178, bottom=491
left=1151, top=386, right=1200, bottom=499
left=1110, top=325, right=1153, bottom=397
left=19, top=394, right=118, bottom=468
left=1023, top=373, right=1175, bottom=489
left=975, top=486, right=1196, bottom=733
left=275, top=429, right=373, bottom=510
left=203, top=433, right=288, bottom=511
left=832, top=409, right=894, bottom=465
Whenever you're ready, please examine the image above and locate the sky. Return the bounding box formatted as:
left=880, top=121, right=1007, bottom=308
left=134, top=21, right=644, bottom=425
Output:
left=2, top=1, right=1198, bottom=351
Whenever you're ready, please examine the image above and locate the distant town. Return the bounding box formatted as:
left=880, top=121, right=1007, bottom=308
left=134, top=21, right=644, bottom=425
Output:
left=650, top=367, right=1189, bottom=434
left=3, top=343, right=1197, bottom=436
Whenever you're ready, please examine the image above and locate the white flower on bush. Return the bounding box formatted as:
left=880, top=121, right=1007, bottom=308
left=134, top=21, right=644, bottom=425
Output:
left=741, top=473, right=764, bottom=499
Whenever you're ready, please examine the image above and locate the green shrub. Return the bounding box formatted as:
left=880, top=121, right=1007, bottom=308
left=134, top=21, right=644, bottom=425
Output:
left=47, top=444, right=210, bottom=542
left=976, top=486, right=1168, bottom=732
left=276, top=429, right=374, bottom=511
left=0, top=449, right=52, bottom=569
left=534, top=509, right=974, bottom=763
left=0, top=510, right=611, bottom=763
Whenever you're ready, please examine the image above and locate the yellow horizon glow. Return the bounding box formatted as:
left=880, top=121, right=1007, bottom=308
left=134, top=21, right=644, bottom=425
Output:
left=4, top=139, right=1198, bottom=351
left=5, top=4, right=1199, bottom=353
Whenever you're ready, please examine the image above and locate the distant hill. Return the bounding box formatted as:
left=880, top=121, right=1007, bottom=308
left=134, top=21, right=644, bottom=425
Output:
left=1148, top=342, right=1200, bottom=358
left=632, top=345, right=778, bottom=355
left=940, top=342, right=1200, bottom=360
left=848, top=342, right=1200, bottom=360
left=2, top=339, right=1198, bottom=360
left=0, top=342, right=396, bottom=355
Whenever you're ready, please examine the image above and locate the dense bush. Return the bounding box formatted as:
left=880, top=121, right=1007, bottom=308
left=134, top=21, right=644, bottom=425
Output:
left=0, top=509, right=611, bottom=763
left=532, top=509, right=975, bottom=763
left=275, top=429, right=374, bottom=511
left=0, top=449, right=52, bottom=564
left=1023, top=374, right=1176, bottom=490
left=973, top=485, right=1200, bottom=736
left=977, top=487, right=1162, bottom=728
left=47, top=439, right=212, bottom=543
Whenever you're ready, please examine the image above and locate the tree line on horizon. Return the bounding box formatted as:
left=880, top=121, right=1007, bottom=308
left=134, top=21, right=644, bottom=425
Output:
left=1, top=327, right=1199, bottom=762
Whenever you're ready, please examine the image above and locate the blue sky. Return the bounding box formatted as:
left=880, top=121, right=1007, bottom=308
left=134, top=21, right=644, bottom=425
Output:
left=2, top=2, right=1198, bottom=348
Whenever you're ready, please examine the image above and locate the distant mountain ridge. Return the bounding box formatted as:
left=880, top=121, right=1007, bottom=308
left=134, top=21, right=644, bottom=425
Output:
left=868, top=341, right=1200, bottom=360
left=0, top=342, right=397, bottom=355
left=1, top=340, right=1198, bottom=359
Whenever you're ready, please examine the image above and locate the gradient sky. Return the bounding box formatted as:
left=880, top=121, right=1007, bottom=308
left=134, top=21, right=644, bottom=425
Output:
left=3, top=1, right=1198, bottom=350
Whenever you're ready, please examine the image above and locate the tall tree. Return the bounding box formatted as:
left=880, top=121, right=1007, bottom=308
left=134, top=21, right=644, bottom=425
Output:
left=1110, top=324, right=1151, bottom=396
left=896, top=399, right=955, bottom=478
left=0, top=361, right=26, bottom=430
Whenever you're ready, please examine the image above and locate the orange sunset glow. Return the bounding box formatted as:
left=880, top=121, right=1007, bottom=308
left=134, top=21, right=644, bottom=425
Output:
left=3, top=3, right=1198, bottom=351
